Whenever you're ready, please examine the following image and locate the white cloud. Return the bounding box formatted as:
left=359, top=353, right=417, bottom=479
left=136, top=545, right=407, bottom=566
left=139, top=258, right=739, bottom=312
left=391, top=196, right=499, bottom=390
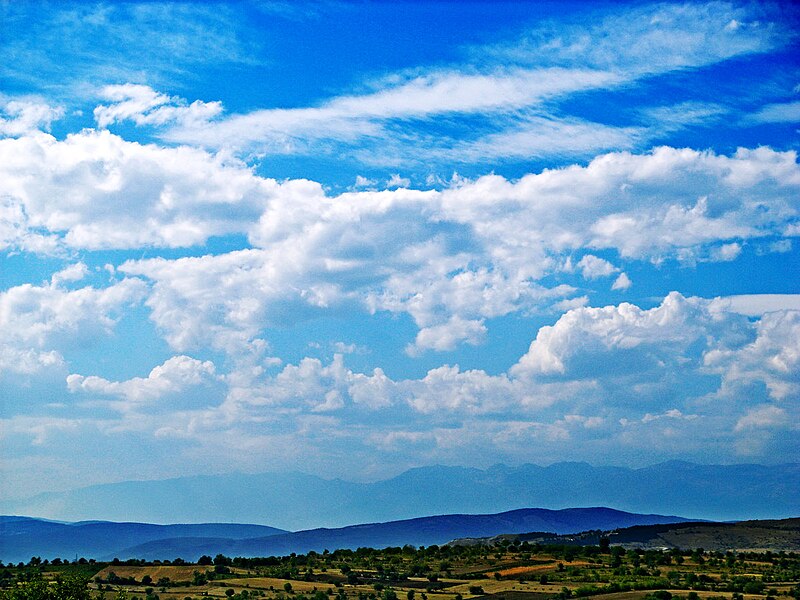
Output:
left=386, top=174, right=411, bottom=188
left=405, top=365, right=514, bottom=414
left=0, top=277, right=146, bottom=376
left=3, top=128, right=796, bottom=361
left=165, top=68, right=622, bottom=154
left=734, top=404, right=788, bottom=431
left=709, top=241, right=742, bottom=262
left=67, top=355, right=217, bottom=404
left=576, top=254, right=618, bottom=279
left=709, top=294, right=800, bottom=316
left=133, top=2, right=787, bottom=165
left=551, top=295, right=589, bottom=312
left=611, top=273, right=632, bottom=290
left=11, top=291, right=800, bottom=473
left=639, top=102, right=729, bottom=132
left=50, top=262, right=89, bottom=285
left=486, top=2, right=782, bottom=74
left=639, top=408, right=697, bottom=424
left=768, top=239, right=792, bottom=253
left=747, top=100, right=800, bottom=124
left=354, top=175, right=375, bottom=188
left=0, top=98, right=64, bottom=136
left=705, top=309, right=800, bottom=401
left=512, top=292, right=713, bottom=377
left=0, top=129, right=272, bottom=251
left=1, top=3, right=257, bottom=94
left=94, top=84, right=223, bottom=128
left=93, top=145, right=799, bottom=357
left=441, top=146, right=800, bottom=264
left=428, top=116, right=640, bottom=165
left=407, top=317, right=487, bottom=356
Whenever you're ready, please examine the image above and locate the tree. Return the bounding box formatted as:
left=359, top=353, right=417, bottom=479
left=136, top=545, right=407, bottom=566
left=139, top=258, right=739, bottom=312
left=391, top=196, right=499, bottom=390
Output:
left=383, top=589, right=397, bottom=600
left=198, top=555, right=213, bottom=566
left=744, top=582, right=765, bottom=595
left=0, top=574, right=90, bottom=600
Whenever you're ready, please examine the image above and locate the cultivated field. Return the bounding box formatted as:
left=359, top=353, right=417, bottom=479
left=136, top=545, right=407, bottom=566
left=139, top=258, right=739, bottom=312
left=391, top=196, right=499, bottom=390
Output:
left=2, top=539, right=799, bottom=600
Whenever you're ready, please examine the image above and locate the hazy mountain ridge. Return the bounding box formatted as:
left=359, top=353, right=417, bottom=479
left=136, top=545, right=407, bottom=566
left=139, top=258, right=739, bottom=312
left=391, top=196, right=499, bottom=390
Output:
left=3, top=462, right=796, bottom=530
left=0, top=507, right=691, bottom=563
left=0, top=517, right=286, bottom=563
left=116, top=506, right=693, bottom=560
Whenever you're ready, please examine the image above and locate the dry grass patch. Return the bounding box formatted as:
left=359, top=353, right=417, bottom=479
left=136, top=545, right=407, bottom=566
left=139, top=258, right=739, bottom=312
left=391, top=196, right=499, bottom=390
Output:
left=93, top=564, right=210, bottom=582
left=497, top=564, right=558, bottom=577
left=223, top=576, right=325, bottom=592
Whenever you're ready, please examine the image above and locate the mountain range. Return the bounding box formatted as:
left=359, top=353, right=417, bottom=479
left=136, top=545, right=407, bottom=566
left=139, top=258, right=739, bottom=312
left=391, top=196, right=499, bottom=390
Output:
left=0, top=517, right=286, bottom=564
left=3, top=462, right=797, bottom=530
left=0, top=507, right=691, bottom=563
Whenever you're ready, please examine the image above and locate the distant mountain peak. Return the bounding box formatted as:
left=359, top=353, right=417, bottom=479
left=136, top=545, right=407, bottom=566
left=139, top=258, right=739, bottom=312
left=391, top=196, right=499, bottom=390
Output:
left=2, top=461, right=797, bottom=530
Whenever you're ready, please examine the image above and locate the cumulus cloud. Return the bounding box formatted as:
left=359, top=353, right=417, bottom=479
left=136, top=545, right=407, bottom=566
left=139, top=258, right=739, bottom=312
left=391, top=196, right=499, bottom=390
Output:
left=50, top=262, right=89, bottom=286
left=24, top=291, right=800, bottom=472
left=2, top=137, right=794, bottom=361
left=709, top=241, right=742, bottom=262
left=75, top=145, right=794, bottom=356
left=734, top=404, right=789, bottom=431
left=67, top=355, right=217, bottom=404
left=0, top=129, right=271, bottom=251
left=611, top=273, right=632, bottom=290
left=575, top=254, right=618, bottom=279
left=0, top=277, right=147, bottom=376
left=5, top=131, right=797, bottom=266
left=0, top=98, right=64, bottom=136
left=407, top=317, right=487, bottom=355
left=512, top=293, right=712, bottom=377
left=705, top=309, right=800, bottom=401
left=386, top=174, right=411, bottom=188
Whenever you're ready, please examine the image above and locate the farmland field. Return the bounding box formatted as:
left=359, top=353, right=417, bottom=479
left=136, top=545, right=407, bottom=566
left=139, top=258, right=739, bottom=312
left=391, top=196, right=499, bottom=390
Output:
left=2, top=539, right=799, bottom=600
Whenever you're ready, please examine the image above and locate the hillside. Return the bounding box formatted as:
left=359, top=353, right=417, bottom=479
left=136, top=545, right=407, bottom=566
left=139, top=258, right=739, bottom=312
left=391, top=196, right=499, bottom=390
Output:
left=115, top=507, right=690, bottom=560
left=450, top=517, right=800, bottom=552
left=0, top=517, right=286, bottom=563
left=0, top=507, right=689, bottom=562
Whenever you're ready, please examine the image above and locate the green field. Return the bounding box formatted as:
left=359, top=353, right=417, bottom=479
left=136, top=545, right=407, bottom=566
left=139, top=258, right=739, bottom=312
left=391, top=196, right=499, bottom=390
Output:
left=2, top=541, right=799, bottom=600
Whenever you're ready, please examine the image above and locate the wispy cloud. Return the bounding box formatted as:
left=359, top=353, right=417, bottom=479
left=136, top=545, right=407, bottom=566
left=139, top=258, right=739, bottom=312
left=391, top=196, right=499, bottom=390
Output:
left=0, top=2, right=260, bottom=94
left=84, top=2, right=789, bottom=167
left=747, top=100, right=800, bottom=124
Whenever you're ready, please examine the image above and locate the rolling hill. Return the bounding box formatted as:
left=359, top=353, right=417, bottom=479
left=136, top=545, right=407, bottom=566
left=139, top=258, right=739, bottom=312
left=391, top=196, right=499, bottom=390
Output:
left=0, top=507, right=689, bottom=563
left=0, top=516, right=286, bottom=563
left=450, top=517, right=800, bottom=552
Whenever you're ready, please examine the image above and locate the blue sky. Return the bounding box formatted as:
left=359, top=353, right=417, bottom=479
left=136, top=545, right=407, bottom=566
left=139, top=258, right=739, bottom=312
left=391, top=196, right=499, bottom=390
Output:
left=1, top=0, right=799, bottom=503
